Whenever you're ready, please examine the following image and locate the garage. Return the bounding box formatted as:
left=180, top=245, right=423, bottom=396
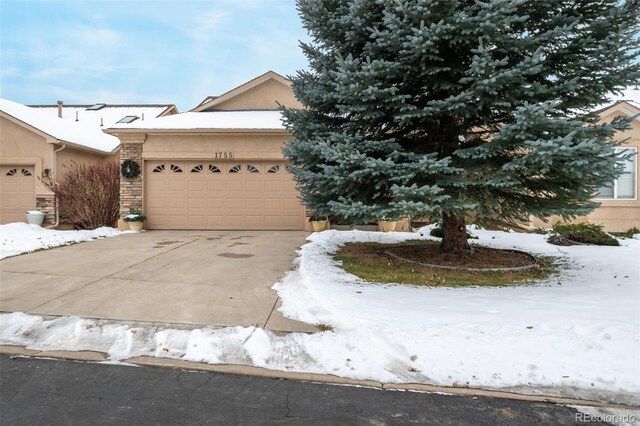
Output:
left=144, top=160, right=305, bottom=230
left=0, top=165, right=35, bottom=224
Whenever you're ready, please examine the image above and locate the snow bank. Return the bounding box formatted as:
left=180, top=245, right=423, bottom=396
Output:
left=0, top=223, right=120, bottom=259
left=1, top=227, right=638, bottom=404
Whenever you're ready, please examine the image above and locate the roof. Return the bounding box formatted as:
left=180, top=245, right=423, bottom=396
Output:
left=105, top=110, right=285, bottom=133
left=192, top=71, right=291, bottom=112
left=1, top=99, right=178, bottom=153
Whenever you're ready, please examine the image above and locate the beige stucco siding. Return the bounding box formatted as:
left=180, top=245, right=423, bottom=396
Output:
left=210, top=79, right=303, bottom=110
left=55, top=145, right=108, bottom=175
left=142, top=132, right=289, bottom=159
left=0, top=115, right=53, bottom=195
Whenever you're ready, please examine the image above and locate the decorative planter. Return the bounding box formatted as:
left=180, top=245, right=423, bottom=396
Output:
left=26, top=210, right=45, bottom=226
left=128, top=221, right=144, bottom=232
left=378, top=220, right=398, bottom=232
left=311, top=220, right=328, bottom=232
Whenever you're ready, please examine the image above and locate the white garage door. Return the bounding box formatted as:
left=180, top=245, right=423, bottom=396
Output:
left=0, top=165, right=35, bottom=224
left=144, top=161, right=305, bottom=230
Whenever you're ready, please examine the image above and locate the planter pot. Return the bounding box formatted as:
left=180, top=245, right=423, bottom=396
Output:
left=117, top=219, right=130, bottom=231
left=26, top=210, right=45, bottom=226
left=378, top=220, right=398, bottom=232
left=128, top=221, right=144, bottom=232
left=311, top=220, right=328, bottom=232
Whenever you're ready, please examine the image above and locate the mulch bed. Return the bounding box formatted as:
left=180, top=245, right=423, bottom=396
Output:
left=386, top=243, right=536, bottom=270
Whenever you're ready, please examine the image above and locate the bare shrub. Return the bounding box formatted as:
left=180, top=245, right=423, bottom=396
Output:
left=42, top=160, right=120, bottom=229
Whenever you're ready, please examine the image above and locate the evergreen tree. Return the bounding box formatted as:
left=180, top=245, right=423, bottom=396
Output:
left=283, top=0, right=640, bottom=252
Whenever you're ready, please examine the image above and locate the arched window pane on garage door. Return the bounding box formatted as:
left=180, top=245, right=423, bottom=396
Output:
left=5, top=169, right=17, bottom=176
left=229, top=164, right=241, bottom=173
left=267, top=165, right=280, bottom=174
left=171, top=165, right=183, bottom=173
left=247, top=165, right=260, bottom=174
left=152, top=164, right=165, bottom=173
left=191, top=165, right=204, bottom=173
left=209, top=165, right=221, bottom=173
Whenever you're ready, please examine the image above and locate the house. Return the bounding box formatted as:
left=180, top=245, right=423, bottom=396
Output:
left=530, top=100, right=639, bottom=232
left=2, top=70, right=637, bottom=232
left=105, top=71, right=311, bottom=231
left=0, top=100, right=176, bottom=224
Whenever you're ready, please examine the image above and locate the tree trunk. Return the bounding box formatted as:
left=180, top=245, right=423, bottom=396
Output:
left=440, top=212, right=471, bottom=253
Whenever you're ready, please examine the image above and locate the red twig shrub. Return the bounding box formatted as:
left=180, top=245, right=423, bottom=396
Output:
left=42, top=161, right=120, bottom=229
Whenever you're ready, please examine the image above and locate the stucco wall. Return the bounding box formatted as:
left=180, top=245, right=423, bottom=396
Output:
left=142, top=132, right=289, bottom=159
left=55, top=145, right=108, bottom=176
left=210, top=79, right=303, bottom=111
left=0, top=115, right=53, bottom=196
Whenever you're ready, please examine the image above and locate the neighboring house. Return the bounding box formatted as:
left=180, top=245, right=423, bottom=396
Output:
left=105, top=71, right=311, bottom=231
left=0, top=100, right=176, bottom=224
left=530, top=100, right=639, bottom=232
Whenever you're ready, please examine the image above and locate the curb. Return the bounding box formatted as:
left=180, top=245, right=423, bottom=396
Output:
left=2, top=344, right=635, bottom=409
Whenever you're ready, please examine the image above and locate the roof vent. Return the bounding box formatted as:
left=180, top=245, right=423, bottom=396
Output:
left=116, top=115, right=139, bottom=124
left=86, top=103, right=106, bottom=111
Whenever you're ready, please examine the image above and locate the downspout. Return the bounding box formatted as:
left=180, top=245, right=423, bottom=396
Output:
left=45, top=144, right=66, bottom=229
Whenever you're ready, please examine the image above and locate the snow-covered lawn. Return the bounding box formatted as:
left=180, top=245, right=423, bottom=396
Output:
left=1, top=226, right=638, bottom=404
left=0, top=222, right=121, bottom=259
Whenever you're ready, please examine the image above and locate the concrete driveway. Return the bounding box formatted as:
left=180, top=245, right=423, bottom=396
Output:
left=0, top=231, right=316, bottom=332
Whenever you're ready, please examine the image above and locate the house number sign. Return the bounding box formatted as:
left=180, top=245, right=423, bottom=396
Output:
left=214, top=152, right=234, bottom=159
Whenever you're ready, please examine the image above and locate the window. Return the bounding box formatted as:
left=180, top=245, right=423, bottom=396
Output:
left=596, top=148, right=637, bottom=200
left=267, top=165, right=280, bottom=174
left=247, top=165, right=260, bottom=174
left=5, top=168, right=17, bottom=176
left=86, top=103, right=106, bottom=111
left=191, top=165, right=204, bottom=173
left=209, top=165, right=221, bottom=173
left=170, top=164, right=183, bottom=173
left=229, top=164, right=241, bottom=173
left=21, top=169, right=32, bottom=176
left=152, top=164, right=165, bottom=173
left=116, top=115, right=139, bottom=124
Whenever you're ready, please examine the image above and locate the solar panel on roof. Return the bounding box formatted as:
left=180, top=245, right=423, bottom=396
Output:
left=86, top=103, right=106, bottom=111
left=116, top=115, right=139, bottom=124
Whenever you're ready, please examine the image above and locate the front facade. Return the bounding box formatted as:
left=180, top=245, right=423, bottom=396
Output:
left=3, top=72, right=637, bottom=232
left=107, top=71, right=311, bottom=231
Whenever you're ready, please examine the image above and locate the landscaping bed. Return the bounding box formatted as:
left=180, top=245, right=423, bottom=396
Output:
left=336, top=241, right=550, bottom=286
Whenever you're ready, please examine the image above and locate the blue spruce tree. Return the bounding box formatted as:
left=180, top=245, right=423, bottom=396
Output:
left=283, top=0, right=640, bottom=252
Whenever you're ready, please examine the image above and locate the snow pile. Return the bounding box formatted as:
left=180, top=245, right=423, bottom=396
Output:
left=1, top=227, right=638, bottom=404
left=0, top=223, right=120, bottom=259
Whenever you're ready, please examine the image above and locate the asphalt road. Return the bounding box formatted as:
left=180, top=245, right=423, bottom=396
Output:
left=0, top=355, right=609, bottom=425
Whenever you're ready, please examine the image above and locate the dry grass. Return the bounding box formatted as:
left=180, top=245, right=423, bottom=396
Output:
left=334, top=242, right=556, bottom=287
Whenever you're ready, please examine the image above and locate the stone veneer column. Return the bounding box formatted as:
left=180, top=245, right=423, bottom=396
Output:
left=36, top=194, right=56, bottom=225
left=119, top=134, right=146, bottom=219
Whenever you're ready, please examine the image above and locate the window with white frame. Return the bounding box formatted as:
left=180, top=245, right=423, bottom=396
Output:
left=596, top=147, right=637, bottom=200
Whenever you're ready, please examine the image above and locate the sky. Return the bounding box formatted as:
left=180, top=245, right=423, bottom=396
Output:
left=0, top=0, right=309, bottom=111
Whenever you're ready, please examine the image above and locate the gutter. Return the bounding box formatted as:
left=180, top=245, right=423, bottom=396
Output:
left=45, top=144, right=66, bottom=229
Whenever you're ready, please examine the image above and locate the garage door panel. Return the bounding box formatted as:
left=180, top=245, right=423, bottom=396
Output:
left=245, top=198, right=262, bottom=209
left=145, top=161, right=304, bottom=230
left=264, top=199, right=282, bottom=209
left=264, top=181, right=283, bottom=192
left=245, top=181, right=263, bottom=192
left=245, top=216, right=263, bottom=226
left=226, top=181, right=242, bottom=192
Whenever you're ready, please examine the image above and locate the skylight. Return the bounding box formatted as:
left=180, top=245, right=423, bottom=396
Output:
left=86, top=103, right=106, bottom=111
left=116, top=115, right=139, bottom=124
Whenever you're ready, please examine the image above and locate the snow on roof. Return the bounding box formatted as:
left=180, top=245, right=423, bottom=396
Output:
left=30, top=104, right=174, bottom=130
left=107, top=110, right=286, bottom=131
left=0, top=98, right=122, bottom=153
